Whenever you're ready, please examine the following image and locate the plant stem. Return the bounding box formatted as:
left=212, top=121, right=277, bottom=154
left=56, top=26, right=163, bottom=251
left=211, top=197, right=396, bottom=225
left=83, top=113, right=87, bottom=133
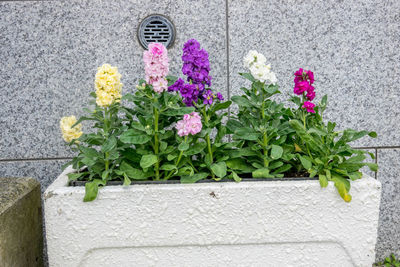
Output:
left=261, top=93, right=268, bottom=167
left=154, top=106, right=160, bottom=180
left=201, top=107, right=215, bottom=178
left=165, top=136, right=187, bottom=180
left=302, top=109, right=312, bottom=158
left=104, top=108, right=110, bottom=178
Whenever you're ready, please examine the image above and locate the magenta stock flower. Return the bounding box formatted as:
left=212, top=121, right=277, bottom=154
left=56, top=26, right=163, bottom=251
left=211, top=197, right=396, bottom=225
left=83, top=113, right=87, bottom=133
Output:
left=294, top=68, right=314, bottom=85
left=302, top=101, right=316, bottom=113
left=294, top=68, right=317, bottom=107
left=176, top=112, right=202, bottom=136
left=294, top=81, right=311, bottom=95
left=143, top=43, right=169, bottom=93
left=306, top=86, right=316, bottom=101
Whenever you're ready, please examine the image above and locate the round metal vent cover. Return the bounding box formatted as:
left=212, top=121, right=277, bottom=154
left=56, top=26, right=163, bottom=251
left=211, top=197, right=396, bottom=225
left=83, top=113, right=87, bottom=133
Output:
left=138, top=15, right=175, bottom=49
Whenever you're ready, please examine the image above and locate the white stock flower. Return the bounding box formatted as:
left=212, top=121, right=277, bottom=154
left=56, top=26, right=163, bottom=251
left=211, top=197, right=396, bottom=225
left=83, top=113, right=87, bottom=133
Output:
left=243, top=50, right=266, bottom=69
left=250, top=62, right=278, bottom=84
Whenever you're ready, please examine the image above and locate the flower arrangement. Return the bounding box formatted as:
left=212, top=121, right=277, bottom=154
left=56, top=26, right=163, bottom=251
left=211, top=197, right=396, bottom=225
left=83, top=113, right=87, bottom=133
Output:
left=61, top=41, right=377, bottom=202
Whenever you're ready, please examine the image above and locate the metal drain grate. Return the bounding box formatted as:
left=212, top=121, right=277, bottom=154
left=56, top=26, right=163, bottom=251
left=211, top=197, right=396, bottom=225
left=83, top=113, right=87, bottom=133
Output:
left=138, top=15, right=175, bottom=49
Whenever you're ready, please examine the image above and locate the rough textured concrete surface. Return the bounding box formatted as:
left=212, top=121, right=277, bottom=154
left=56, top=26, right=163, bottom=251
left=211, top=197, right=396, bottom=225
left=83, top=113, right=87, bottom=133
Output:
left=44, top=167, right=381, bottom=267
left=375, top=149, right=400, bottom=261
left=0, top=177, right=43, bottom=267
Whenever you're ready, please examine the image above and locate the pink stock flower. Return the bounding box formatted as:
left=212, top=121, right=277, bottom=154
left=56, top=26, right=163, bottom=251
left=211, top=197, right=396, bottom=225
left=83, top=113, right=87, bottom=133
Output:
left=176, top=120, right=189, bottom=137
left=150, top=43, right=165, bottom=56
left=176, top=112, right=202, bottom=136
left=143, top=43, right=169, bottom=93
left=302, top=101, right=316, bottom=113
left=152, top=77, right=168, bottom=93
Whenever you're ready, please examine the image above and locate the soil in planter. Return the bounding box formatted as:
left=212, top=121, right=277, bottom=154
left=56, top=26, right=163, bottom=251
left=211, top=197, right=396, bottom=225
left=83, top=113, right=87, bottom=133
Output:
left=68, top=168, right=316, bottom=186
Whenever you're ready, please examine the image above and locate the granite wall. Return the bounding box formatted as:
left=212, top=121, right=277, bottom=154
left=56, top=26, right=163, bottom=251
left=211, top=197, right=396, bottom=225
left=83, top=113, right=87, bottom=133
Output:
left=0, top=0, right=398, bottom=261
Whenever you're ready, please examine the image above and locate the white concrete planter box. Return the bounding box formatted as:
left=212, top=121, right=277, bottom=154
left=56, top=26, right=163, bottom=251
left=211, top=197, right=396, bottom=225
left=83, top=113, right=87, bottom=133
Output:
left=44, top=167, right=381, bottom=267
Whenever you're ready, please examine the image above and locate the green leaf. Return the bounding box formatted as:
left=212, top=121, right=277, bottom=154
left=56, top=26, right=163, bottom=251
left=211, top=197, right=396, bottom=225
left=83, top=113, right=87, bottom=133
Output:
left=178, top=142, right=189, bottom=151
left=226, top=119, right=243, bottom=133
left=228, top=148, right=257, bottom=158
left=67, top=172, right=87, bottom=181
left=83, top=179, right=105, bottom=202
left=212, top=101, right=232, bottom=112
left=123, top=173, right=131, bottom=186
left=332, top=175, right=352, bottom=202
left=129, top=121, right=145, bottom=131
left=166, top=75, right=178, bottom=86
left=140, top=154, right=158, bottom=169
left=366, top=163, right=378, bottom=172
left=231, top=171, right=241, bottom=182
left=101, top=136, right=117, bottom=153
left=233, top=127, right=259, bottom=141
left=184, top=142, right=207, bottom=156
left=226, top=158, right=255, bottom=172
left=80, top=147, right=99, bottom=159
left=211, top=162, right=227, bottom=178
left=163, top=107, right=195, bottom=116
left=270, top=145, right=283, bottom=160
left=239, top=72, right=256, bottom=82
left=319, top=174, right=328, bottom=188
left=120, top=161, right=146, bottom=179
left=252, top=168, right=273, bottom=178
left=271, top=164, right=292, bottom=174
left=120, top=130, right=151, bottom=144
left=181, top=172, right=209, bottom=183
left=299, top=155, right=312, bottom=170
left=231, top=95, right=252, bottom=108
left=326, top=169, right=332, bottom=180
left=160, top=164, right=176, bottom=171
left=167, top=154, right=177, bottom=161
left=348, top=171, right=362, bottom=181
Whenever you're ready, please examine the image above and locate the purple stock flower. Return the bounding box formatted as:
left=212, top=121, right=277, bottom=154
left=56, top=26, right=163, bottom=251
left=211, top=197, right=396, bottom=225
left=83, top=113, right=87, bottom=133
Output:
left=216, top=92, right=224, bottom=101
left=180, top=84, right=196, bottom=98
left=168, top=78, right=184, bottom=92
left=171, top=39, right=221, bottom=107
left=203, top=90, right=214, bottom=105
left=183, top=39, right=200, bottom=52
left=181, top=39, right=212, bottom=87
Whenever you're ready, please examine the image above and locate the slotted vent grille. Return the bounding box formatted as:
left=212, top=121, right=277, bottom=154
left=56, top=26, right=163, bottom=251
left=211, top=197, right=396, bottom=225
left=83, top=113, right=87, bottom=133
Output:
left=138, top=15, right=175, bottom=49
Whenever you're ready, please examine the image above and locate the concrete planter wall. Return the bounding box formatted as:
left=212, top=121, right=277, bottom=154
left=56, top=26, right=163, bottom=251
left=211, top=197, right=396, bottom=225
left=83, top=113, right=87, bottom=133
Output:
left=44, top=167, right=381, bottom=267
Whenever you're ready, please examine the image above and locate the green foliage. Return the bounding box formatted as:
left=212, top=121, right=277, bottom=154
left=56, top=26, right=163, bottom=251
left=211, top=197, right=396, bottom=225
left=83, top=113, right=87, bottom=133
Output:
left=227, top=72, right=295, bottom=179
left=64, top=65, right=378, bottom=203
left=229, top=72, right=377, bottom=202
left=287, top=95, right=377, bottom=202
left=375, top=254, right=400, bottom=267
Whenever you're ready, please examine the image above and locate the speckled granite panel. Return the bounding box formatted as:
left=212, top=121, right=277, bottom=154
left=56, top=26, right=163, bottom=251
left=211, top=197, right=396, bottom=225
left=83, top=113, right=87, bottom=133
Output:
left=228, top=0, right=400, bottom=147
left=0, top=160, right=68, bottom=191
left=0, top=0, right=227, bottom=159
left=375, top=149, right=400, bottom=261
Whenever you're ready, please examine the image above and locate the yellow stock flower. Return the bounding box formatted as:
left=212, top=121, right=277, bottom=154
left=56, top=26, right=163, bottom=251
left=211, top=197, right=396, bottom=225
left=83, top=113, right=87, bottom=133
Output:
left=94, top=64, right=123, bottom=107
left=60, top=116, right=83, bottom=143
